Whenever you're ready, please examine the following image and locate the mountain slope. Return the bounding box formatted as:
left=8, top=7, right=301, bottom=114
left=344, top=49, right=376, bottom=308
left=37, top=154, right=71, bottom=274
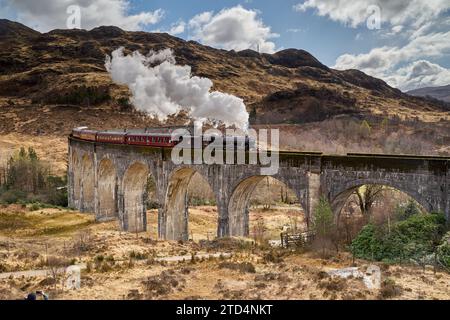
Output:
left=0, top=19, right=448, bottom=135
left=407, top=85, right=450, bottom=103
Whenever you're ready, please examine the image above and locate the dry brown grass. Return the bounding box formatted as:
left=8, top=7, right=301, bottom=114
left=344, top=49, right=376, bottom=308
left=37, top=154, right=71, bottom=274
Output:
left=0, top=206, right=450, bottom=300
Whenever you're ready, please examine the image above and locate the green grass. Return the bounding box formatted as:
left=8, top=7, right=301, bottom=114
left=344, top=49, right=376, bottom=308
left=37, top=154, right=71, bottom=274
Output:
left=0, top=210, right=94, bottom=237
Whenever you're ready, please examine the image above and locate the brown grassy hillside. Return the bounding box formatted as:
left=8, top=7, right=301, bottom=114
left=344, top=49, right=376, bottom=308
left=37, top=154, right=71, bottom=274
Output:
left=0, top=18, right=448, bottom=170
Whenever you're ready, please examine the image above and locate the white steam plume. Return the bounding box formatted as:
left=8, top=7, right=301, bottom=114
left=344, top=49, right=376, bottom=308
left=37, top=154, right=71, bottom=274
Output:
left=105, top=48, right=249, bottom=129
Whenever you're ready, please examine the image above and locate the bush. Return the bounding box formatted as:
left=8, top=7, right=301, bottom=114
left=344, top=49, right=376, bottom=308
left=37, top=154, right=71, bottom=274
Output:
left=351, top=213, right=446, bottom=263
left=395, top=200, right=421, bottom=221
left=0, top=189, right=27, bottom=204
left=437, top=232, right=450, bottom=269
left=350, top=224, right=385, bottom=261
left=378, top=278, right=403, bottom=299
left=218, top=261, right=256, bottom=273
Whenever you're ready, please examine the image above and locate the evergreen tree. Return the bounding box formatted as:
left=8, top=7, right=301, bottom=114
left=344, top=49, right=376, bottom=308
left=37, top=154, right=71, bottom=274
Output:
left=313, top=196, right=335, bottom=255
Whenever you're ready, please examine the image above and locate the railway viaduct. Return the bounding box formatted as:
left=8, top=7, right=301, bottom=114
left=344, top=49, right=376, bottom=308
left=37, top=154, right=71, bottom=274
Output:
left=68, top=137, right=449, bottom=241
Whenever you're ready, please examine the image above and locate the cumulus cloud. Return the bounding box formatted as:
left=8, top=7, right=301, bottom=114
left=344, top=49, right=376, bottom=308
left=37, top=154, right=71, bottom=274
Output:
left=5, top=0, right=164, bottom=32
left=188, top=5, right=279, bottom=53
left=153, top=20, right=186, bottom=36
left=105, top=48, right=249, bottom=129
left=335, top=31, right=450, bottom=70
left=294, top=0, right=450, bottom=29
left=334, top=31, right=450, bottom=90
left=168, top=20, right=186, bottom=35
left=386, top=60, right=450, bottom=91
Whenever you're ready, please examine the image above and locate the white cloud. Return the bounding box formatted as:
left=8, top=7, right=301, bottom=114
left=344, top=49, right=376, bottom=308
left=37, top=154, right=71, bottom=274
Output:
left=188, top=5, right=279, bottom=53
left=294, top=0, right=450, bottom=29
left=5, top=0, right=164, bottom=32
left=168, top=20, right=186, bottom=35
left=391, top=25, right=403, bottom=34
left=334, top=31, right=450, bottom=72
left=386, top=60, right=450, bottom=91
left=334, top=31, right=450, bottom=91
left=153, top=20, right=186, bottom=36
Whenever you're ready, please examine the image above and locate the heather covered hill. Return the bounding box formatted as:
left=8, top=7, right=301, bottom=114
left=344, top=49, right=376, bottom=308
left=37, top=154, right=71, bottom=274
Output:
left=0, top=19, right=448, bottom=160
left=0, top=19, right=448, bottom=131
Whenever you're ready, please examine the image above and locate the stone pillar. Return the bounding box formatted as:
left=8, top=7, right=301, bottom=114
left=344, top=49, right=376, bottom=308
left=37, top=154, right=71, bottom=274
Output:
left=445, top=165, right=449, bottom=222
left=306, top=171, right=321, bottom=227
left=158, top=207, right=165, bottom=239
left=183, top=192, right=189, bottom=241
left=67, top=143, right=74, bottom=209
left=117, top=191, right=125, bottom=231
left=216, top=194, right=230, bottom=238
left=93, top=146, right=99, bottom=221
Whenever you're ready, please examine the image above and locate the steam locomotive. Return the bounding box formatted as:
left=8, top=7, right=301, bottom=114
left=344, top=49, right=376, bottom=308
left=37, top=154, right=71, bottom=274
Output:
left=71, top=127, right=256, bottom=150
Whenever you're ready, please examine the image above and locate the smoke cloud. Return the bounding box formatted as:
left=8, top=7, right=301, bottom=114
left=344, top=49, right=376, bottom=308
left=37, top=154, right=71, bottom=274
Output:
left=105, top=48, right=249, bottom=129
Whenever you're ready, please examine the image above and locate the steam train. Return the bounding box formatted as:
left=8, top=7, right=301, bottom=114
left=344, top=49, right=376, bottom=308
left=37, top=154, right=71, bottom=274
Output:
left=71, top=127, right=256, bottom=150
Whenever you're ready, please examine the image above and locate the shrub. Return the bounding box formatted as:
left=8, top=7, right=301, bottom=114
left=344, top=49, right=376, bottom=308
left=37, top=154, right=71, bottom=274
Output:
left=263, top=250, right=284, bottom=263
left=218, top=261, right=256, bottom=273
left=351, top=213, right=446, bottom=263
left=350, top=224, right=385, bottom=261
left=378, top=278, right=403, bottom=299
left=143, top=270, right=184, bottom=298
left=0, top=189, right=27, bottom=204
left=395, top=200, right=421, bottom=221
left=129, top=251, right=148, bottom=260
left=318, top=277, right=347, bottom=292
left=437, top=232, right=450, bottom=269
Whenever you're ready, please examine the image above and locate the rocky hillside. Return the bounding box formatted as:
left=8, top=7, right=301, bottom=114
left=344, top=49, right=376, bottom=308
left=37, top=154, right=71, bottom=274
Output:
left=0, top=18, right=448, bottom=136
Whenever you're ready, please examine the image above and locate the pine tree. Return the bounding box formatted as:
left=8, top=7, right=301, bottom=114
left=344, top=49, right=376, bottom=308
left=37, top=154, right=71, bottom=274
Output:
left=313, top=196, right=335, bottom=256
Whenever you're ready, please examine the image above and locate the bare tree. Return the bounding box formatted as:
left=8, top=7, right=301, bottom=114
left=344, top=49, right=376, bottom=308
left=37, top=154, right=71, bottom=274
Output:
left=47, top=256, right=70, bottom=291
left=353, top=185, right=385, bottom=217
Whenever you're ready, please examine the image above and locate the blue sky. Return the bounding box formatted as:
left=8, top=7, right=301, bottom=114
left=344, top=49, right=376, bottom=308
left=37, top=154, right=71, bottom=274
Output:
left=130, top=0, right=379, bottom=66
left=1, top=0, right=450, bottom=91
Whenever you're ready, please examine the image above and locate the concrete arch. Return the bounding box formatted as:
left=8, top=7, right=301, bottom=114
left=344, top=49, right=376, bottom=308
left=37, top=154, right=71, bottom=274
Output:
left=228, top=175, right=306, bottom=237
left=80, top=153, right=95, bottom=212
left=122, top=162, right=150, bottom=233
left=162, top=167, right=216, bottom=241
left=330, top=178, right=432, bottom=220
left=97, top=158, right=118, bottom=221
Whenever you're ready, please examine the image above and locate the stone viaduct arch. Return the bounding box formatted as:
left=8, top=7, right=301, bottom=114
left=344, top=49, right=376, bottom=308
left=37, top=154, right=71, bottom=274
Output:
left=121, top=162, right=150, bottom=233
left=97, top=158, right=118, bottom=221
left=329, top=178, right=431, bottom=222
left=159, top=168, right=218, bottom=241
left=228, top=174, right=309, bottom=237
left=68, top=137, right=449, bottom=241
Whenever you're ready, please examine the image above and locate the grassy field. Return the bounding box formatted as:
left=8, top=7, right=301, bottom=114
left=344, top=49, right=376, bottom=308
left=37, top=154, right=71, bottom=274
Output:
left=0, top=205, right=449, bottom=300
